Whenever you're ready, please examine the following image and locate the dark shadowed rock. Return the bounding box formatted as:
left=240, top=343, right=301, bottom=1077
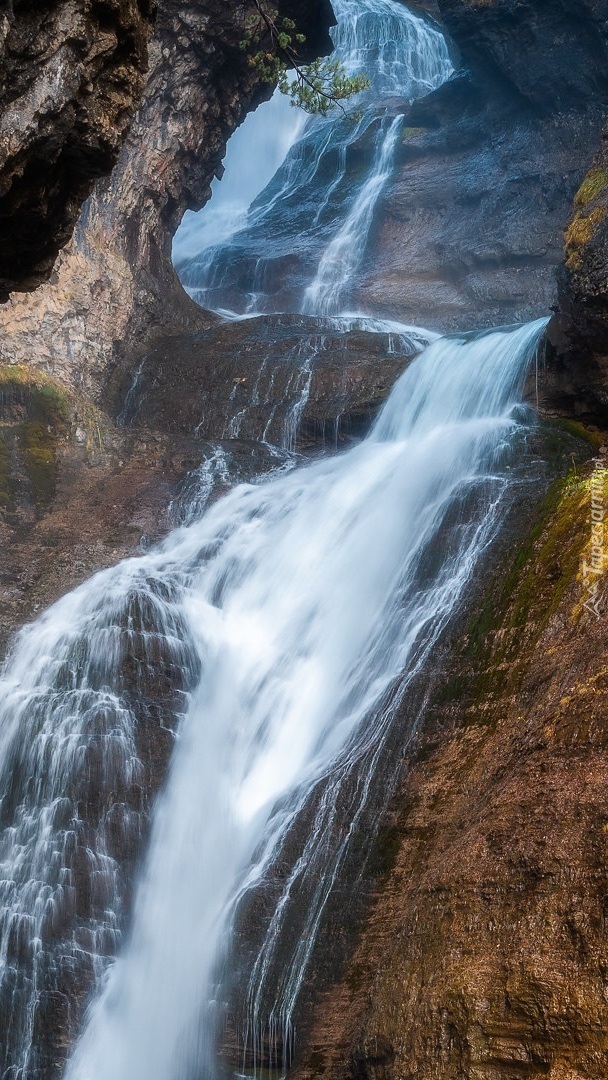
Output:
left=0, top=0, right=156, bottom=301
left=547, top=127, right=608, bottom=425
left=109, top=315, right=424, bottom=452
left=437, top=0, right=608, bottom=112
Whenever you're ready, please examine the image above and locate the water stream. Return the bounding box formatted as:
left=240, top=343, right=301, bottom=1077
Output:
left=0, top=2, right=552, bottom=1079
left=0, top=321, right=546, bottom=1080
left=173, top=0, right=453, bottom=317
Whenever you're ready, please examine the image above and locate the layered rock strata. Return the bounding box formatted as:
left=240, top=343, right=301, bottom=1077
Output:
left=108, top=315, right=423, bottom=450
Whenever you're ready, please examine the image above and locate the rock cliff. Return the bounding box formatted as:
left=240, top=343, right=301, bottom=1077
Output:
left=547, top=132, right=608, bottom=426
left=436, top=0, right=608, bottom=109
left=329, top=7, right=608, bottom=1067
left=293, top=437, right=608, bottom=1080
left=359, top=0, right=608, bottom=333
left=0, top=0, right=333, bottom=396
left=458, top=0, right=608, bottom=427
left=1, top=1, right=608, bottom=1077
left=0, top=0, right=155, bottom=301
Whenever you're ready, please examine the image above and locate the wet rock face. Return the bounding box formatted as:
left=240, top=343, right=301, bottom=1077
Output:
left=0, top=0, right=334, bottom=396
left=0, top=365, right=206, bottom=1075
left=0, top=0, right=155, bottom=302
left=547, top=129, right=608, bottom=426
left=437, top=0, right=608, bottom=112
left=362, top=0, right=608, bottom=333
left=0, top=312, right=412, bottom=1073
left=359, top=79, right=604, bottom=332
left=0, top=365, right=198, bottom=655
left=292, top=441, right=608, bottom=1080
left=109, top=316, right=422, bottom=452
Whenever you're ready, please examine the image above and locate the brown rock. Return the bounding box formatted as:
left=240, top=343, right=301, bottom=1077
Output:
left=0, top=0, right=334, bottom=396
left=0, top=363, right=200, bottom=654
left=291, top=450, right=608, bottom=1080
left=108, top=315, right=422, bottom=451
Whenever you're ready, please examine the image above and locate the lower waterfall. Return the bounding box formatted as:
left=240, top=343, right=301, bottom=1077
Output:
left=0, top=319, right=547, bottom=1079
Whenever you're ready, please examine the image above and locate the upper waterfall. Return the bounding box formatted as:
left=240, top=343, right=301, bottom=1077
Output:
left=172, top=0, right=453, bottom=317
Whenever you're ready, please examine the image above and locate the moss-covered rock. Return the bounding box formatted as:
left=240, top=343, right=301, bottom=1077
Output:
left=564, top=164, right=608, bottom=270
left=0, top=434, right=10, bottom=509
left=20, top=422, right=57, bottom=508
left=294, top=438, right=608, bottom=1080
left=0, top=366, right=72, bottom=513
left=0, top=365, right=70, bottom=427
left=548, top=130, right=608, bottom=425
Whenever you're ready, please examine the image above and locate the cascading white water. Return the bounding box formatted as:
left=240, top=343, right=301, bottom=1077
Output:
left=174, top=93, right=306, bottom=267
left=0, top=319, right=546, bottom=1079
left=173, top=0, right=453, bottom=316
left=0, top=4, right=552, bottom=1078
left=300, top=114, right=404, bottom=315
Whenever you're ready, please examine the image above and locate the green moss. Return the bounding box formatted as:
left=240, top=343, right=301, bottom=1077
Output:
left=30, top=382, right=70, bottom=426
left=508, top=476, right=585, bottom=630
left=0, top=367, right=74, bottom=511
left=575, top=166, right=608, bottom=207
left=20, top=421, right=57, bottom=506
left=463, top=465, right=601, bottom=703
left=565, top=206, right=608, bottom=268
left=403, top=126, right=427, bottom=139
left=0, top=365, right=70, bottom=427
left=548, top=416, right=604, bottom=450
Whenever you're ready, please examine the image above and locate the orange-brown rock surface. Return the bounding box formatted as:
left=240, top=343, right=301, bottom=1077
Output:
left=293, top=451, right=608, bottom=1080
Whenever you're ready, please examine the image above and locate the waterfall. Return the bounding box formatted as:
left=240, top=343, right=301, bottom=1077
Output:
left=0, top=316, right=547, bottom=1078
left=300, top=115, right=404, bottom=316
left=0, top=2, right=554, bottom=1077
left=173, top=0, right=453, bottom=316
